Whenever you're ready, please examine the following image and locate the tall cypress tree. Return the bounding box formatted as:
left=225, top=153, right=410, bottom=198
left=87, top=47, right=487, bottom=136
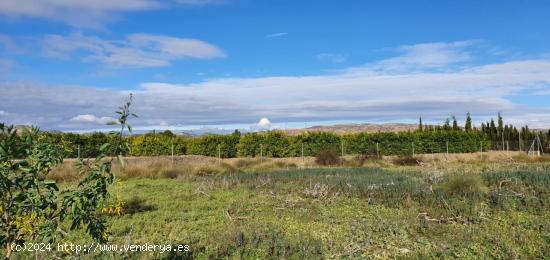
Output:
left=490, top=119, right=497, bottom=140
left=497, top=112, right=504, bottom=137
left=419, top=117, right=423, bottom=131
left=465, top=112, right=472, bottom=132
left=452, top=115, right=459, bottom=131
left=444, top=118, right=451, bottom=131
left=504, top=125, right=510, bottom=139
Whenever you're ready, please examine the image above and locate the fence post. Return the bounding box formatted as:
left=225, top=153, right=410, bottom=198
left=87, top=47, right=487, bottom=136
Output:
left=502, top=132, right=505, bottom=152
left=376, top=143, right=380, bottom=159
left=480, top=141, right=483, bottom=160
left=446, top=141, right=449, bottom=155
left=260, top=144, right=263, bottom=163
left=519, top=132, right=522, bottom=152
left=341, top=142, right=344, bottom=157
left=77, top=144, right=80, bottom=158
left=171, top=143, right=174, bottom=164
left=412, top=143, right=415, bottom=157
left=301, top=143, right=304, bottom=164
left=218, top=144, right=221, bottom=165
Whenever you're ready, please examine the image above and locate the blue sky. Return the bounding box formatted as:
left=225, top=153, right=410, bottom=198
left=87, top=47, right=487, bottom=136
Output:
left=1, top=0, right=550, bottom=131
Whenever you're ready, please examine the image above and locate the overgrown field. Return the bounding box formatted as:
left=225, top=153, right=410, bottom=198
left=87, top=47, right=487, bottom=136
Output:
left=9, top=153, right=550, bottom=259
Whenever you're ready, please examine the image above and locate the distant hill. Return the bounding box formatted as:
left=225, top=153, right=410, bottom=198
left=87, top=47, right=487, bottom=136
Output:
left=285, top=123, right=418, bottom=135
left=13, top=125, right=32, bottom=134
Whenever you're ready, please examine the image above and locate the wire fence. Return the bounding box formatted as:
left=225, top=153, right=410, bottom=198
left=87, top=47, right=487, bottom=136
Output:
left=66, top=139, right=548, bottom=159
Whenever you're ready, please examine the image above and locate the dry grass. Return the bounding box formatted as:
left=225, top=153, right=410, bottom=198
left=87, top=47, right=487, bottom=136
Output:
left=412, top=151, right=539, bottom=163
left=512, top=153, right=550, bottom=163
left=50, top=156, right=305, bottom=182
left=115, top=158, right=192, bottom=179
left=392, top=155, right=422, bottom=166
left=48, top=151, right=550, bottom=183
left=47, top=161, right=80, bottom=183
left=245, top=160, right=297, bottom=172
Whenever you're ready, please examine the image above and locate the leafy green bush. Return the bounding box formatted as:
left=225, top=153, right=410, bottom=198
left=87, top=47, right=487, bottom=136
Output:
left=188, top=131, right=240, bottom=158
left=0, top=95, right=135, bottom=258
left=315, top=148, right=340, bottom=166
left=130, top=132, right=186, bottom=156
left=236, top=132, right=264, bottom=157
left=263, top=131, right=291, bottom=157
left=442, top=174, right=487, bottom=196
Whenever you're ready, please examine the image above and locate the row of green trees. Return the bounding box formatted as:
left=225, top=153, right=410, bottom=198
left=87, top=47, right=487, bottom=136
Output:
left=29, top=129, right=491, bottom=158
left=5, top=113, right=547, bottom=159
left=419, top=112, right=550, bottom=151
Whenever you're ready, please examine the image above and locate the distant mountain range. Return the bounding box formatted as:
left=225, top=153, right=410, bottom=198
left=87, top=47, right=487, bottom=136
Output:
left=9, top=123, right=419, bottom=136
left=284, top=123, right=419, bottom=135
left=12, top=122, right=546, bottom=136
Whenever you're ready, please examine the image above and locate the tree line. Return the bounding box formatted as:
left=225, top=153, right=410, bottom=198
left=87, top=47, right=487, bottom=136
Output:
left=419, top=112, right=549, bottom=151
left=2, top=113, right=548, bottom=158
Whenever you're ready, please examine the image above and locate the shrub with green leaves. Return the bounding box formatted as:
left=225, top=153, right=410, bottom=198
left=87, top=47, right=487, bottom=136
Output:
left=0, top=94, right=135, bottom=259
left=188, top=131, right=240, bottom=158
left=315, top=148, right=341, bottom=166
left=442, top=174, right=488, bottom=196
left=129, top=132, right=187, bottom=156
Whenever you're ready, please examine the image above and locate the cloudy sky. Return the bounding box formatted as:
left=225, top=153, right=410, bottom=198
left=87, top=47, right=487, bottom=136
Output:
left=1, top=0, right=550, bottom=131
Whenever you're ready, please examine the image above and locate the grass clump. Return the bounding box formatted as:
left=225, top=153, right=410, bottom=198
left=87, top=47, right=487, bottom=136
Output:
left=117, top=161, right=193, bottom=179
left=123, top=196, right=155, bottom=215
left=160, top=167, right=185, bottom=179
left=231, top=158, right=262, bottom=169
left=315, top=148, right=340, bottom=166
left=392, top=155, right=421, bottom=166
left=47, top=162, right=80, bottom=182
left=342, top=154, right=380, bottom=167
left=194, top=163, right=236, bottom=176
left=303, top=183, right=330, bottom=200
left=512, top=153, right=550, bottom=163
left=246, top=160, right=297, bottom=173
left=442, top=174, right=487, bottom=196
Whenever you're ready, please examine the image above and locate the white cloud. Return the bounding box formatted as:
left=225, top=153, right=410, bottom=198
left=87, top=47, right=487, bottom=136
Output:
left=265, top=32, right=288, bottom=38
left=371, top=41, right=476, bottom=72
left=0, top=110, right=6, bottom=116
left=257, top=117, right=271, bottom=129
left=317, top=53, right=347, bottom=63
left=0, top=0, right=220, bottom=28
left=42, top=33, right=225, bottom=68
left=0, top=0, right=161, bottom=28
left=70, top=114, right=116, bottom=125
left=2, top=41, right=550, bottom=130
left=127, top=34, right=225, bottom=59
left=130, top=58, right=550, bottom=128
